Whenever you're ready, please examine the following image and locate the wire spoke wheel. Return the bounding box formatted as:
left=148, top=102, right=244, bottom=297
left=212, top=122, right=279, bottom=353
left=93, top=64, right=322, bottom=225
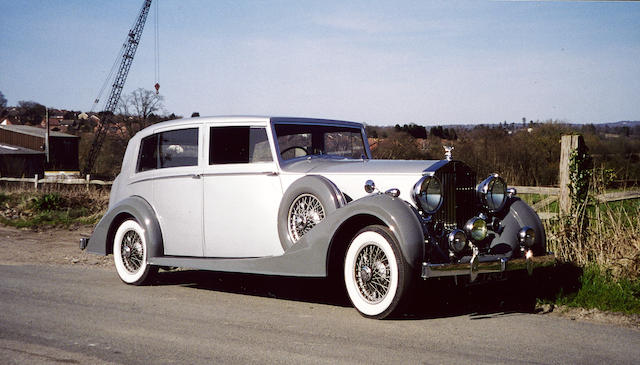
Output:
left=113, top=219, right=157, bottom=285
left=287, top=193, right=326, bottom=242
left=344, top=225, right=411, bottom=319
left=120, top=230, right=144, bottom=274
left=354, top=244, right=391, bottom=303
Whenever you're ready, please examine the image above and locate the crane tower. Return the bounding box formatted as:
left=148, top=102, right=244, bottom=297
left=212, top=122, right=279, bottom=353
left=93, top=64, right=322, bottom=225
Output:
left=83, top=0, right=153, bottom=176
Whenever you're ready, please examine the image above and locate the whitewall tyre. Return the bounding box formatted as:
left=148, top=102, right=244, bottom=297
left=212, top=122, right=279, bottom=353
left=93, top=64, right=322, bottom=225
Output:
left=113, top=219, right=157, bottom=285
left=344, top=225, right=411, bottom=319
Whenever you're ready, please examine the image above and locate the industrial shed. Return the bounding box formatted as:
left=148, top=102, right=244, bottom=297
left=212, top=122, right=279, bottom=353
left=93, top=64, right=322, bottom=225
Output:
left=0, top=125, right=79, bottom=174
left=0, top=144, right=45, bottom=178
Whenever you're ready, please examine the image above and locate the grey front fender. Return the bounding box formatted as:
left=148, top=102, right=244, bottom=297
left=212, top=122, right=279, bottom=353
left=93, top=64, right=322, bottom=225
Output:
left=86, top=195, right=163, bottom=258
left=329, top=194, right=425, bottom=271
left=283, top=193, right=425, bottom=276
left=489, top=197, right=547, bottom=256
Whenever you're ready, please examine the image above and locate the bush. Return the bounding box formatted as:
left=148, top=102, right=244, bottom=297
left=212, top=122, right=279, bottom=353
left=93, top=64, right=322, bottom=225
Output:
left=0, top=185, right=109, bottom=228
left=31, top=193, right=64, bottom=212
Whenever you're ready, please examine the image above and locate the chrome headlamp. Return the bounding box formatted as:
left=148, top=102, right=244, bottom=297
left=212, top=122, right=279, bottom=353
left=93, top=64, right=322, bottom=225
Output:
left=465, top=217, right=488, bottom=241
left=448, top=229, right=467, bottom=253
left=518, top=226, right=536, bottom=248
left=477, top=174, right=508, bottom=212
left=412, top=175, right=443, bottom=214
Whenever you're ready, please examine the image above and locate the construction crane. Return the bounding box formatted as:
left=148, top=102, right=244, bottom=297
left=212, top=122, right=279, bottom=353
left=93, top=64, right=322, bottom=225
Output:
left=82, top=0, right=154, bottom=176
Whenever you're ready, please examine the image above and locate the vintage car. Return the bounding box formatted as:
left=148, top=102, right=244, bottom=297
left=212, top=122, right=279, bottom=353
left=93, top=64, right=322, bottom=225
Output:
left=81, top=116, right=555, bottom=319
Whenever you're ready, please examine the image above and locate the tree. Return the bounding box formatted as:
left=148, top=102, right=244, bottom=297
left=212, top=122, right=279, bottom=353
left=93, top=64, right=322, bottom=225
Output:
left=17, top=101, right=46, bottom=125
left=0, top=90, right=7, bottom=117
left=128, top=88, right=164, bottom=122
left=373, top=131, right=426, bottom=160
left=117, top=88, right=164, bottom=138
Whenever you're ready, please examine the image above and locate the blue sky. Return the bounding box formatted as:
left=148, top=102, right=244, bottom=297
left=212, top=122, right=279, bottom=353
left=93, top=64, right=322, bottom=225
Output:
left=1, top=0, right=639, bottom=125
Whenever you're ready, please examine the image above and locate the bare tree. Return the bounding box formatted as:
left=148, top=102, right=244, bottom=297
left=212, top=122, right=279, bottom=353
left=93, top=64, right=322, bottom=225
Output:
left=117, top=88, right=164, bottom=138
left=128, top=88, right=164, bottom=122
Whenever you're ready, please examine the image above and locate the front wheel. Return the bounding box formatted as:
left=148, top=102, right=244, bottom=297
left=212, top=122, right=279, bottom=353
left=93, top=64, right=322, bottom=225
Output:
left=113, top=219, right=157, bottom=285
left=343, top=225, right=412, bottom=319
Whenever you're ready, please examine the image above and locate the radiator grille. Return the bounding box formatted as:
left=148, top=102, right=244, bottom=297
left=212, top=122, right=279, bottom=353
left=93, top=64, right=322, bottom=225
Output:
left=433, top=162, right=476, bottom=229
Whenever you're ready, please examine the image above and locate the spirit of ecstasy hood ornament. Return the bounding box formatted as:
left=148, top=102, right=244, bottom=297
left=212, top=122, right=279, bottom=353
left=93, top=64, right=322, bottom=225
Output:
left=443, top=145, right=454, bottom=161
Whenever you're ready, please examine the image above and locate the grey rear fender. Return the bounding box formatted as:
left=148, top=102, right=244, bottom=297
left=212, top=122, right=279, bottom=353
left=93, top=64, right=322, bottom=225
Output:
left=86, top=195, right=163, bottom=258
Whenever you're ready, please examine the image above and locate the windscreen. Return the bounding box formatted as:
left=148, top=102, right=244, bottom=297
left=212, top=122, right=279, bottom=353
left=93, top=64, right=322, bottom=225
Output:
left=274, top=124, right=367, bottom=161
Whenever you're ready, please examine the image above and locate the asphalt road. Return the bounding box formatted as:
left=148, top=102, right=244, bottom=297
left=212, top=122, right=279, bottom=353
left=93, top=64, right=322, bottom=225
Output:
left=1, top=263, right=639, bottom=364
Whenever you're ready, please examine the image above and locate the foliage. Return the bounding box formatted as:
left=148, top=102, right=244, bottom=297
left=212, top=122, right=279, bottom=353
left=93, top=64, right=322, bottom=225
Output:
left=367, top=120, right=640, bottom=186
left=429, top=125, right=457, bottom=140
left=0, top=185, right=109, bottom=228
left=547, top=171, right=640, bottom=280
left=16, top=100, right=46, bottom=125
left=394, top=123, right=428, bottom=139
left=568, top=145, right=592, bottom=214
left=556, top=265, right=640, bottom=314
left=31, top=193, right=64, bottom=212
left=0, top=90, right=7, bottom=116
left=372, top=131, right=429, bottom=160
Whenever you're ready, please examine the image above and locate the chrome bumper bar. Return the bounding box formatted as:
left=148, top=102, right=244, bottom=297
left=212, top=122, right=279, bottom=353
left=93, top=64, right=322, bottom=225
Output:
left=421, top=252, right=556, bottom=282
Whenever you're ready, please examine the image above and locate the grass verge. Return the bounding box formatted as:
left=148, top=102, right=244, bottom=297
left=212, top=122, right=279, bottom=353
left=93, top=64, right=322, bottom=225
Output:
left=0, top=185, right=108, bottom=228
left=554, top=265, right=640, bottom=315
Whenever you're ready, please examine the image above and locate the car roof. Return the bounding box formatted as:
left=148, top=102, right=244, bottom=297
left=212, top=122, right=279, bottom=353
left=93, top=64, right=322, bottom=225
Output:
left=146, top=116, right=363, bottom=131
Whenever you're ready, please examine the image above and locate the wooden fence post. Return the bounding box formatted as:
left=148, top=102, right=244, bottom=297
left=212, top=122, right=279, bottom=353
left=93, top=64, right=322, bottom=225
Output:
left=34, top=174, right=39, bottom=190
left=559, top=135, right=585, bottom=216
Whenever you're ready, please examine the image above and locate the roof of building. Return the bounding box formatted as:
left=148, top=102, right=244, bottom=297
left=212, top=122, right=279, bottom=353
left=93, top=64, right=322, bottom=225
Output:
left=0, top=143, right=45, bottom=155
left=0, top=124, right=78, bottom=139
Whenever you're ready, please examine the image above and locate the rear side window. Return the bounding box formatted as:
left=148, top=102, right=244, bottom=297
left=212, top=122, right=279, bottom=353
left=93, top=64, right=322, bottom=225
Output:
left=209, top=127, right=272, bottom=164
left=136, top=128, right=199, bottom=172
left=137, top=134, right=158, bottom=172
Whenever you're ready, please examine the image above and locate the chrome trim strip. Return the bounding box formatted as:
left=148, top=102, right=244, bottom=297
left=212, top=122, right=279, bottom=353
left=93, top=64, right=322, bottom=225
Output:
left=421, top=253, right=555, bottom=281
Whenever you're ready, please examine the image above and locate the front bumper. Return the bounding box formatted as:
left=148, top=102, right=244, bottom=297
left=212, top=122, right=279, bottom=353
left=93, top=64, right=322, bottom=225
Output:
left=422, top=251, right=556, bottom=282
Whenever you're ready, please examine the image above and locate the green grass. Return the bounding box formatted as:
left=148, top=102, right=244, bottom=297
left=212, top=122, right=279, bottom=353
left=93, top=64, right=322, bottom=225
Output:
left=555, top=266, right=640, bottom=315
left=0, top=187, right=108, bottom=228
left=0, top=210, right=103, bottom=228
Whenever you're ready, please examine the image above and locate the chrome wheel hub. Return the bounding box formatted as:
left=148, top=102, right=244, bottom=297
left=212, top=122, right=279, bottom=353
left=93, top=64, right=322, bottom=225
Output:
left=360, top=265, right=373, bottom=282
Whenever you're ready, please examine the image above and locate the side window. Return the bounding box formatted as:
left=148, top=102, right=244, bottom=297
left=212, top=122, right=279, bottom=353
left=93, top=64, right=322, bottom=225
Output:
left=159, top=128, right=199, bottom=168
left=136, top=128, right=199, bottom=172
left=209, top=127, right=272, bottom=164
left=137, top=134, right=158, bottom=172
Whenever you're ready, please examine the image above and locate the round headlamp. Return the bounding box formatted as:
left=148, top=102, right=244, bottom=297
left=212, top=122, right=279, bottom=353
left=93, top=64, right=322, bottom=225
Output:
left=518, top=226, right=536, bottom=248
left=465, top=217, right=488, bottom=241
left=477, top=174, right=508, bottom=212
left=448, top=229, right=467, bottom=253
left=412, top=175, right=443, bottom=214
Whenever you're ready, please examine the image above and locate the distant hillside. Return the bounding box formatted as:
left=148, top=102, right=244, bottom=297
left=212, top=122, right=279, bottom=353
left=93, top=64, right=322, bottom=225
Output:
left=597, top=121, right=640, bottom=128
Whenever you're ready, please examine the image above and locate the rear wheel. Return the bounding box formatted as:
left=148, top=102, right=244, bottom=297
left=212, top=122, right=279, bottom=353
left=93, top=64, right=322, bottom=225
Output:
left=343, top=225, right=411, bottom=319
left=113, top=220, right=157, bottom=285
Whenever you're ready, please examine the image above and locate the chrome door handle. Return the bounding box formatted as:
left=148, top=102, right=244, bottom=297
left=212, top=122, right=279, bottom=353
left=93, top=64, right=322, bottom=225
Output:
left=191, top=173, right=202, bottom=179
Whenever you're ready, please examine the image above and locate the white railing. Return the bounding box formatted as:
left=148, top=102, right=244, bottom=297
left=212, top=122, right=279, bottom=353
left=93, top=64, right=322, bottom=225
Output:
left=0, top=174, right=112, bottom=189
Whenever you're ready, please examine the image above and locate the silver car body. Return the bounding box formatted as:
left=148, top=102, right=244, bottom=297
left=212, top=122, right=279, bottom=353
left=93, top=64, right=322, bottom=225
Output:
left=85, top=116, right=553, bottom=280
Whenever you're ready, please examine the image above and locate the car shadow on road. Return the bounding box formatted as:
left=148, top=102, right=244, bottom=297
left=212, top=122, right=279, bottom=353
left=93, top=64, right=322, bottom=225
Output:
left=152, top=269, right=352, bottom=308
left=150, top=264, right=581, bottom=320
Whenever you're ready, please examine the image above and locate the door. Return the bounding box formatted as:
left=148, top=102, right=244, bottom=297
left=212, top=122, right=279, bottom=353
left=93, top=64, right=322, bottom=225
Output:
left=202, top=126, right=284, bottom=257
left=146, top=125, right=204, bottom=256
